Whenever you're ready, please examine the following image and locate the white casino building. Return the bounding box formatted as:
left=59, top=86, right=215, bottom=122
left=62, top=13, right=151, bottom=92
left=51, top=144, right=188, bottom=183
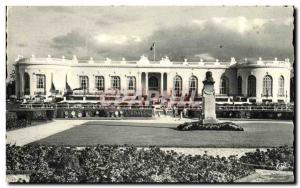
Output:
left=14, top=55, right=292, bottom=104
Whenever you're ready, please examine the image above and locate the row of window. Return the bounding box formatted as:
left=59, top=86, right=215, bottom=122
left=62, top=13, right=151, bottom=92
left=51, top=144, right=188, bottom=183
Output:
left=173, top=75, right=285, bottom=97
left=24, top=74, right=285, bottom=97
left=237, top=75, right=285, bottom=97
left=79, top=76, right=136, bottom=91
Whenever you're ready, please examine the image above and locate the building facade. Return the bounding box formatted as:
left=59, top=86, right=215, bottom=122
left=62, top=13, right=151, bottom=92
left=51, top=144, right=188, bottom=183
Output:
left=14, top=55, right=292, bottom=103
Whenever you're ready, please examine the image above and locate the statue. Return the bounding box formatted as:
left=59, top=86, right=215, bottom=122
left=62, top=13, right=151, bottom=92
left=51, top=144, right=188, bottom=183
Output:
left=202, top=71, right=218, bottom=124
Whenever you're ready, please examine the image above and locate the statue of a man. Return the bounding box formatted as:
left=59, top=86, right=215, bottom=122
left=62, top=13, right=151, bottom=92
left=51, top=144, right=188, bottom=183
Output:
left=203, top=71, right=215, bottom=85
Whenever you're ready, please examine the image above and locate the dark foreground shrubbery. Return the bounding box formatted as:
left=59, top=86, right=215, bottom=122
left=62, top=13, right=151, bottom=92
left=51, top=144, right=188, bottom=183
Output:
left=240, top=145, right=294, bottom=171
left=7, top=144, right=254, bottom=183
left=6, top=110, right=55, bottom=131
left=6, top=112, right=28, bottom=131
left=177, top=121, right=244, bottom=131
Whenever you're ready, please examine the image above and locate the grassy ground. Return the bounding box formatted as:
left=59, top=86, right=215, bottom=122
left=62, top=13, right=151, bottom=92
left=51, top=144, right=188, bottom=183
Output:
left=32, top=121, right=293, bottom=148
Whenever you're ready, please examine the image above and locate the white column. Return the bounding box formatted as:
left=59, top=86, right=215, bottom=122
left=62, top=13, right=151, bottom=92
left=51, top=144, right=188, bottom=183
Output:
left=145, top=72, right=148, bottom=95
left=161, top=72, right=164, bottom=95
left=105, top=75, right=110, bottom=92
left=256, top=75, right=263, bottom=103
left=137, top=71, right=141, bottom=96
left=122, top=75, right=127, bottom=94
left=15, top=69, right=20, bottom=97
left=20, top=73, right=24, bottom=96
left=167, top=72, right=173, bottom=96
left=272, top=75, right=279, bottom=103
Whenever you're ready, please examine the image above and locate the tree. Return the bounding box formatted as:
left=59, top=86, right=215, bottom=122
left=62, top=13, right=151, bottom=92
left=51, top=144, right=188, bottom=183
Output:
left=6, top=70, right=16, bottom=98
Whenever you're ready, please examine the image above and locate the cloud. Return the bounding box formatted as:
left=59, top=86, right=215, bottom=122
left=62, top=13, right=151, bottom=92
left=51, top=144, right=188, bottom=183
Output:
left=94, top=34, right=142, bottom=45
left=49, top=16, right=293, bottom=62
left=51, top=30, right=87, bottom=50
left=194, top=53, right=216, bottom=61
left=144, top=17, right=293, bottom=61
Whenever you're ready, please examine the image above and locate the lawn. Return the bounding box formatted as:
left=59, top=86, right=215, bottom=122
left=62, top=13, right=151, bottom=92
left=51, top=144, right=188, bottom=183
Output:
left=32, top=120, right=294, bottom=148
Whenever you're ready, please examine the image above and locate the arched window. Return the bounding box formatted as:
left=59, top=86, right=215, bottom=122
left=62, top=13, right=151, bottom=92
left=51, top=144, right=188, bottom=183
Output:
left=189, top=76, right=198, bottom=95
left=95, top=76, right=105, bottom=91
left=127, top=76, right=136, bottom=90
left=149, top=76, right=159, bottom=90
left=36, top=74, right=46, bottom=95
left=247, top=75, right=256, bottom=97
left=24, top=73, right=30, bottom=95
left=79, top=76, right=89, bottom=90
left=278, top=76, right=285, bottom=97
left=111, top=76, right=121, bottom=90
left=173, top=75, right=182, bottom=96
left=219, top=76, right=229, bottom=95
left=263, top=75, right=273, bottom=97
left=237, top=76, right=242, bottom=95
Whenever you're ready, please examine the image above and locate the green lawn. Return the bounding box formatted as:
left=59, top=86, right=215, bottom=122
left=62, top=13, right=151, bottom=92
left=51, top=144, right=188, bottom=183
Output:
left=32, top=121, right=294, bottom=148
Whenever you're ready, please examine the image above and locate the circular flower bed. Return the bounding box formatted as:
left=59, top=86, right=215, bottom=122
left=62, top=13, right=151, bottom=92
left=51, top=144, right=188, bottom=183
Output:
left=177, top=121, right=244, bottom=131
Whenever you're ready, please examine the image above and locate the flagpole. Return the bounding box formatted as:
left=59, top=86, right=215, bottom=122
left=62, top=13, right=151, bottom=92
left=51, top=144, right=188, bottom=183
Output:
left=153, top=41, right=156, bottom=61
left=154, top=43, right=155, bottom=61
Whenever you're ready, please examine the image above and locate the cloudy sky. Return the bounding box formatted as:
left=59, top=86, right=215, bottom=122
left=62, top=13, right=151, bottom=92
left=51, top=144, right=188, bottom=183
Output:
left=7, top=6, right=294, bottom=73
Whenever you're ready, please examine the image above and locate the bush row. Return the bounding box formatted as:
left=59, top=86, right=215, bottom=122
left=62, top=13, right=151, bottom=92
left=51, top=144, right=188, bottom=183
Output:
left=7, top=144, right=254, bottom=183
left=177, top=121, right=244, bottom=131
left=6, top=112, right=28, bottom=131
left=6, top=110, right=55, bottom=131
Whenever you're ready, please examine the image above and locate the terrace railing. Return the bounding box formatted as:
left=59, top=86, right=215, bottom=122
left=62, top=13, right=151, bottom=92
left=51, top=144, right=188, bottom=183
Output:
left=19, top=102, right=294, bottom=112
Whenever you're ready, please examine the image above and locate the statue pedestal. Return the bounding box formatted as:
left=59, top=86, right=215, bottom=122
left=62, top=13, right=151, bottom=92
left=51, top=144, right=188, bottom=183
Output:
left=201, top=71, right=218, bottom=124
left=202, top=91, right=218, bottom=124
left=202, top=118, right=218, bottom=124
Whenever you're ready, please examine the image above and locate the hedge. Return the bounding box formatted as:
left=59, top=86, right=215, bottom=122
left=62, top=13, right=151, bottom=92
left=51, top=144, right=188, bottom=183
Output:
left=7, top=144, right=254, bottom=183
left=6, top=110, right=55, bottom=131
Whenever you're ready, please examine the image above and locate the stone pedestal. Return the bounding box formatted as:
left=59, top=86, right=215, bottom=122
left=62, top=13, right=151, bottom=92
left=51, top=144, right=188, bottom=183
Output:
left=201, top=71, right=218, bottom=124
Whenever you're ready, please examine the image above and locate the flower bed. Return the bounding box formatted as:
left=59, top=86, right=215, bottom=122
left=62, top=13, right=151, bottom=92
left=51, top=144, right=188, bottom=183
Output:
left=177, top=121, right=244, bottom=131
left=7, top=144, right=254, bottom=183
left=239, top=145, right=294, bottom=171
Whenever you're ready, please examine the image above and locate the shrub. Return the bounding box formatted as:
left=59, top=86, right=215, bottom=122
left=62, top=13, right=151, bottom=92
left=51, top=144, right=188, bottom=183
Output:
left=6, top=110, right=55, bottom=131
left=6, top=112, right=28, bottom=131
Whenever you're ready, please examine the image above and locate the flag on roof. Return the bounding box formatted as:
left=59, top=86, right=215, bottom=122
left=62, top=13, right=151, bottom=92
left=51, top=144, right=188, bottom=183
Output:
left=150, top=42, right=155, bottom=51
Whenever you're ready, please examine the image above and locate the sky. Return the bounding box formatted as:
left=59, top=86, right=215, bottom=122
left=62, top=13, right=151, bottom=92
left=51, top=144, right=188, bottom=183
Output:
left=6, top=6, right=294, bottom=75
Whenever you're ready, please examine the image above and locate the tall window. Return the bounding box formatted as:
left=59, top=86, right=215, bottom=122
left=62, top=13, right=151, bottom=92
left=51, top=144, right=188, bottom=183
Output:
left=247, top=75, right=256, bottom=97
left=95, top=76, right=105, bottom=91
left=149, top=76, right=158, bottom=90
left=278, top=76, right=285, bottom=97
left=237, top=76, right=242, bottom=95
left=219, top=76, right=229, bottom=95
left=173, top=75, right=182, bottom=96
left=24, top=73, right=30, bottom=95
left=127, top=76, right=136, bottom=90
left=36, top=74, right=46, bottom=95
left=263, top=75, right=273, bottom=97
left=189, top=76, right=198, bottom=95
left=79, top=76, right=89, bottom=90
left=111, top=76, right=121, bottom=90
